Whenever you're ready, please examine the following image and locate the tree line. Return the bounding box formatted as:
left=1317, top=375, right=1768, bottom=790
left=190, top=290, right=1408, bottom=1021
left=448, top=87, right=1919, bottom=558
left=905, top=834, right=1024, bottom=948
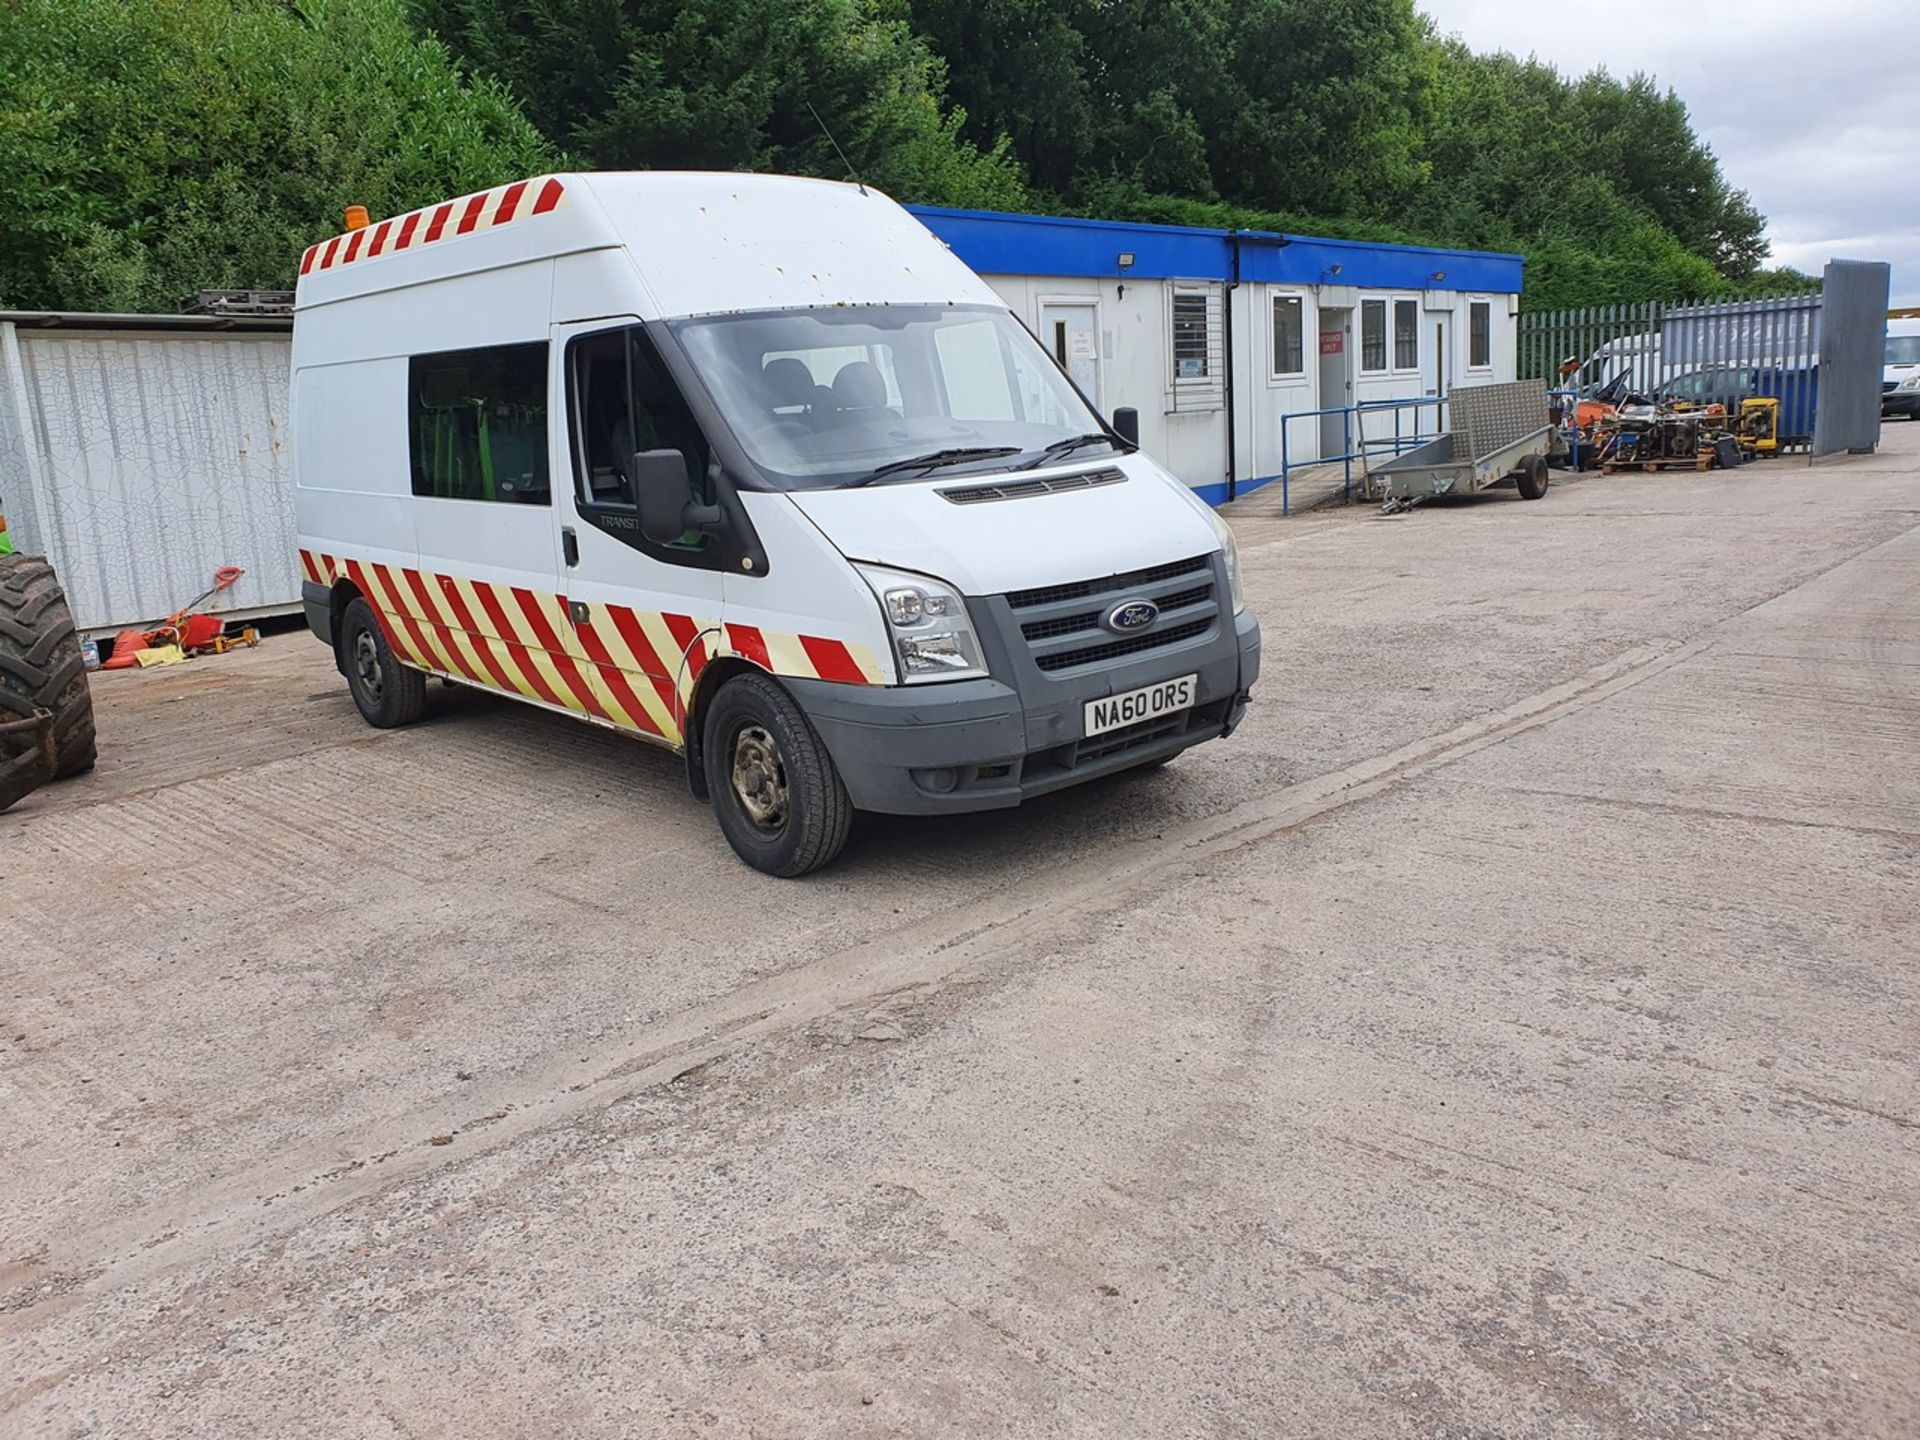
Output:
left=0, top=0, right=1811, bottom=314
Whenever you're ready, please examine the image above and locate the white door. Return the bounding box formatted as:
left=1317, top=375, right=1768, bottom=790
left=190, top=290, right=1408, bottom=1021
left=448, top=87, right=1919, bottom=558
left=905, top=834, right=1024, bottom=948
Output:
left=1317, top=311, right=1352, bottom=457
left=1039, top=298, right=1101, bottom=408
left=551, top=318, right=727, bottom=749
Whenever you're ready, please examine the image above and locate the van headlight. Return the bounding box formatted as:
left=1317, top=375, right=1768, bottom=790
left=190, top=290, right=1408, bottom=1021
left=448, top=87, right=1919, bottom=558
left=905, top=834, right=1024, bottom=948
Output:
left=1206, top=508, right=1247, bottom=614
left=1898, top=375, right=1920, bottom=393
left=854, top=564, right=989, bottom=684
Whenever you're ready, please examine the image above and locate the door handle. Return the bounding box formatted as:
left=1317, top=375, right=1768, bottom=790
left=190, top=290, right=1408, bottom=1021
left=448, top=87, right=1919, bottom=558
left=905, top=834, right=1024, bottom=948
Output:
left=562, top=526, right=579, bottom=567
left=568, top=599, right=591, bottom=625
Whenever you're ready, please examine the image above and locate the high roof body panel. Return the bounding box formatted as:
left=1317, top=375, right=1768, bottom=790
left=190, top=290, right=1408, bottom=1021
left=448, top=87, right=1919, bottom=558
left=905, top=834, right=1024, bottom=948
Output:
left=293, top=172, right=999, bottom=320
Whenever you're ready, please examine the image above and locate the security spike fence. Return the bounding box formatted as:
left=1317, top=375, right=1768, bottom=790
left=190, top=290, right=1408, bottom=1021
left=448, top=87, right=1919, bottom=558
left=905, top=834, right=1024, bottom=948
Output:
left=1518, top=292, right=1826, bottom=451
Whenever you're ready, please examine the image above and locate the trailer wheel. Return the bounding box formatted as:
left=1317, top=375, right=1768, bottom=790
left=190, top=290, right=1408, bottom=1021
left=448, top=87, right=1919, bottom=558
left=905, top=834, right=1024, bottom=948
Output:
left=1515, top=454, right=1551, bottom=500
left=340, top=596, right=426, bottom=728
left=0, top=553, right=96, bottom=805
left=703, top=671, right=851, bottom=877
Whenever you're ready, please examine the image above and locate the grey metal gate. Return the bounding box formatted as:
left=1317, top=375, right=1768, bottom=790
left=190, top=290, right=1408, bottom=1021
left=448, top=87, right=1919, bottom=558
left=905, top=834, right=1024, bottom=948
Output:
left=1812, top=260, right=1891, bottom=457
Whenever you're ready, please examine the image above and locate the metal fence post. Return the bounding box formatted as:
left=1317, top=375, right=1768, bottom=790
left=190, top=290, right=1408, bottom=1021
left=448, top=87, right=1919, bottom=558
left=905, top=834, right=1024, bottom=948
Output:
left=1343, top=407, right=1353, bottom=503
left=1280, top=415, right=1291, bottom=517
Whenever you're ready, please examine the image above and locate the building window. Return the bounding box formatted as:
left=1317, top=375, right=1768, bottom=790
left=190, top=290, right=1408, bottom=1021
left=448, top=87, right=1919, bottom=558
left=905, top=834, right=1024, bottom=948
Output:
left=410, top=342, right=550, bottom=504
left=1172, top=290, right=1213, bottom=380
left=1360, top=299, right=1387, bottom=373
left=1169, top=285, right=1223, bottom=412
left=1469, top=300, right=1492, bottom=369
left=1271, top=294, right=1304, bottom=377
left=1394, top=299, right=1419, bottom=371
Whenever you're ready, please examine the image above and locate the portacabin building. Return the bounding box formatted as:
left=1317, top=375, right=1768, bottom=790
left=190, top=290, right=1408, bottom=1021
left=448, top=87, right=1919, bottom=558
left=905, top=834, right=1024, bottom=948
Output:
left=909, top=206, right=1526, bottom=504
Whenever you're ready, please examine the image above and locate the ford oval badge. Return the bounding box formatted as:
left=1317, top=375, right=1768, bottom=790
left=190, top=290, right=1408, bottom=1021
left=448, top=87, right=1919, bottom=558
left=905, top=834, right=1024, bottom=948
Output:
left=1103, top=598, right=1160, bottom=635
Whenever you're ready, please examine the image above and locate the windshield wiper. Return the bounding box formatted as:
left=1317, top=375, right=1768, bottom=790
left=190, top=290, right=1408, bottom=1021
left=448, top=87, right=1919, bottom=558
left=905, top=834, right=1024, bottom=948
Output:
left=845, top=446, right=1022, bottom=487
left=1015, top=431, right=1121, bottom=470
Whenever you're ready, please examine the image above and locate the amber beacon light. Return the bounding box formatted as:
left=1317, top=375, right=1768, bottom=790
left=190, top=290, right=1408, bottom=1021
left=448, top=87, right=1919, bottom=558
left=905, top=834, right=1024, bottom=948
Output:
left=343, top=204, right=371, bottom=231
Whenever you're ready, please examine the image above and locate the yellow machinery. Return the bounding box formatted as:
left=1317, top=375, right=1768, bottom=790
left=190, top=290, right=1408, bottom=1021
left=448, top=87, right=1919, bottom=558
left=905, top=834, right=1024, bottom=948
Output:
left=1737, top=397, right=1779, bottom=455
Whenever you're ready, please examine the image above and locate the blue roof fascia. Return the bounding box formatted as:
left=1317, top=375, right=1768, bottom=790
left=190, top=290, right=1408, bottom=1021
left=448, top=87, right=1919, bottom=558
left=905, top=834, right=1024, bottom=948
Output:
left=908, top=205, right=1525, bottom=295
left=909, top=205, right=1231, bottom=283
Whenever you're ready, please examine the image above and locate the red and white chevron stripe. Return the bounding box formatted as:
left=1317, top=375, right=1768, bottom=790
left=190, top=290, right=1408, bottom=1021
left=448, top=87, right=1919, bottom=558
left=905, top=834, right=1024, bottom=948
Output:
left=299, top=176, right=568, bottom=278
left=301, top=549, right=886, bottom=744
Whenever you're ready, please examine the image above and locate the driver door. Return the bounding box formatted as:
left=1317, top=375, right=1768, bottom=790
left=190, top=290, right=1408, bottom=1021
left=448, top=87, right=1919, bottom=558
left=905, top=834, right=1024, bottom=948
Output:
left=550, top=319, right=726, bottom=748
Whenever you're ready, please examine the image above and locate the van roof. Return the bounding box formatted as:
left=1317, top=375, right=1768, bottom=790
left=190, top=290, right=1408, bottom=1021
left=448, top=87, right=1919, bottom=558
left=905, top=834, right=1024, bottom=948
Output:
left=293, top=171, right=998, bottom=320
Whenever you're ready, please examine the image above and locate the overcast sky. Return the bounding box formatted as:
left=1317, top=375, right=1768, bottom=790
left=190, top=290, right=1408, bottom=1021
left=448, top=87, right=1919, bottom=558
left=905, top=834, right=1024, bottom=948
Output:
left=1419, top=0, right=1915, bottom=305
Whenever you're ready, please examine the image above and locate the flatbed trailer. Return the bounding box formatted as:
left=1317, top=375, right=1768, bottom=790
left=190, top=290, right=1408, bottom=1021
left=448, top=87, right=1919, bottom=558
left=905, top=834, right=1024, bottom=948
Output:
left=1363, top=378, right=1555, bottom=508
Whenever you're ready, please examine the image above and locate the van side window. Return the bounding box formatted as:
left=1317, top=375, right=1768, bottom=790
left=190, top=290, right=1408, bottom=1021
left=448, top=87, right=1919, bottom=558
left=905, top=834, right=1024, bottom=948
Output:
left=408, top=343, right=550, bottom=505
left=569, top=327, right=710, bottom=544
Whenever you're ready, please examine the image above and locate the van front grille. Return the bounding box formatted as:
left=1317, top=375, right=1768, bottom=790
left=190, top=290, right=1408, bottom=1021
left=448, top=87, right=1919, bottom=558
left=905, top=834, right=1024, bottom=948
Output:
left=1033, top=619, right=1211, bottom=673
left=1006, top=555, right=1210, bottom=611
left=1003, top=553, right=1220, bottom=675
left=1019, top=583, right=1214, bottom=643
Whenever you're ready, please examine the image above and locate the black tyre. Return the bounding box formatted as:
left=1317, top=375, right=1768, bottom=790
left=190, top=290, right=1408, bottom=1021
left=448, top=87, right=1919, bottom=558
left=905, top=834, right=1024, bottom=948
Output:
left=703, top=671, right=852, bottom=877
left=1515, top=454, right=1551, bottom=500
left=0, top=552, right=96, bottom=798
left=340, top=595, right=426, bottom=728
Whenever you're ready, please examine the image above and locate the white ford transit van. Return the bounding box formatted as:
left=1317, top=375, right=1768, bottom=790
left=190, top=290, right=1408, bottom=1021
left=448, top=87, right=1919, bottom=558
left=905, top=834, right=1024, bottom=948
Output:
left=293, top=173, right=1260, bottom=875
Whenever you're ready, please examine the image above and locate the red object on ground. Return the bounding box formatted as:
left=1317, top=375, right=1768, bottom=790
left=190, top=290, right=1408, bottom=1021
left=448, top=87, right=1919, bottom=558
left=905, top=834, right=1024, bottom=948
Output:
left=178, top=613, right=225, bottom=649
left=102, top=628, right=155, bottom=669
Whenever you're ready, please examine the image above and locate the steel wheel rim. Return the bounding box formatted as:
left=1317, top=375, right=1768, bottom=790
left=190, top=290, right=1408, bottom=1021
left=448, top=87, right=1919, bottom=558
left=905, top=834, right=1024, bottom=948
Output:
left=730, top=723, right=789, bottom=833
left=352, top=629, right=384, bottom=702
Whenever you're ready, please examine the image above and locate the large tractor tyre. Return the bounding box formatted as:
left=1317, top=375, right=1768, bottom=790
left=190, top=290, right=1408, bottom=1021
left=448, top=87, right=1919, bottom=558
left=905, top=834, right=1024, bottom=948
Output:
left=0, top=553, right=97, bottom=796
left=702, top=671, right=853, bottom=878
left=1515, top=454, right=1551, bottom=500
left=340, top=596, right=427, bottom=729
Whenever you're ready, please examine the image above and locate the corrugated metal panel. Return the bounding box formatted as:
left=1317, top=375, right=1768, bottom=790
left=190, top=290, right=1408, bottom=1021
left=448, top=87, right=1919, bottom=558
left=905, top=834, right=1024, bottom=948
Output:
left=1813, top=260, right=1890, bottom=457
left=8, top=329, right=295, bottom=632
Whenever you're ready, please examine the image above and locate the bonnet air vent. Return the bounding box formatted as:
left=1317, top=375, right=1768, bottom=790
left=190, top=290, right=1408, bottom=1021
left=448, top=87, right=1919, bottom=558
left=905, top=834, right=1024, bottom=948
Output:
left=939, top=467, right=1127, bottom=505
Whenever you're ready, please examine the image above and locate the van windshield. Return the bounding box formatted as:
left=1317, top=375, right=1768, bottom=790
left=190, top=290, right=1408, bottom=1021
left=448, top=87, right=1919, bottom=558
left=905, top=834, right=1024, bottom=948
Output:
left=1887, top=336, right=1920, bottom=364
left=671, top=304, right=1110, bottom=489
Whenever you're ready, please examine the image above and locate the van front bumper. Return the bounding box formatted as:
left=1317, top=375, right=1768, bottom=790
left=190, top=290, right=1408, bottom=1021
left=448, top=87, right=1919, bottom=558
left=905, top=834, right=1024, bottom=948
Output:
left=787, top=602, right=1260, bottom=816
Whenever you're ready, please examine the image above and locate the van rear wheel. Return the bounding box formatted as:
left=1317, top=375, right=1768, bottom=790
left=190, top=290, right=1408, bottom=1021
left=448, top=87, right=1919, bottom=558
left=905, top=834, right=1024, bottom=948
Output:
left=340, top=596, right=425, bottom=728
left=703, top=672, right=851, bottom=877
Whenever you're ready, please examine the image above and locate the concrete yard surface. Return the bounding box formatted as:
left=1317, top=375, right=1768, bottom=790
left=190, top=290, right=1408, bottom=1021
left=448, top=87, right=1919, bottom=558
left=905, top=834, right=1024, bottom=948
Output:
left=3, top=429, right=1918, bottom=1437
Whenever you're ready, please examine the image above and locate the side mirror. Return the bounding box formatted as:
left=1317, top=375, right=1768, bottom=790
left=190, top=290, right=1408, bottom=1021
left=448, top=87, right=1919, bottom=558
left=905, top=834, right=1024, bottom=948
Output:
left=630, top=449, right=722, bottom=546
left=1111, top=406, right=1140, bottom=448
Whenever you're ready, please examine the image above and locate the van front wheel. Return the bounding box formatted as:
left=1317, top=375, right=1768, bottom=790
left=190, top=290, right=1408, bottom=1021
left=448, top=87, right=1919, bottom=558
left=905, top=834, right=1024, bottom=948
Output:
left=703, top=672, right=851, bottom=877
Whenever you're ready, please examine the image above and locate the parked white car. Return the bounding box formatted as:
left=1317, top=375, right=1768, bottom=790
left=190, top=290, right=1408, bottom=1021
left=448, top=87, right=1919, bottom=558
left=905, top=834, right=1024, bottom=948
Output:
left=1883, top=316, right=1920, bottom=419
left=292, top=172, right=1260, bottom=875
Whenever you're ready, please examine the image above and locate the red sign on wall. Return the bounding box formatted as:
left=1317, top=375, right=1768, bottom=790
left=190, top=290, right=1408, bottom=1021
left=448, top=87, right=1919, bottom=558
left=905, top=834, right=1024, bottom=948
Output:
left=1319, top=332, right=1344, bottom=356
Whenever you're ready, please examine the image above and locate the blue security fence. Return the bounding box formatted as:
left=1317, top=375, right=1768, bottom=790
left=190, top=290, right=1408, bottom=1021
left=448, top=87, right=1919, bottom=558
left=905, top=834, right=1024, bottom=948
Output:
left=1518, top=294, right=1825, bottom=449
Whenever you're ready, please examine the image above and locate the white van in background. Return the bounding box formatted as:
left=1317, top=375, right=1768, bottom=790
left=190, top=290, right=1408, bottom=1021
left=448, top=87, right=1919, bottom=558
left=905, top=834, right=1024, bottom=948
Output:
left=292, top=172, right=1260, bottom=876
left=1564, top=332, right=1661, bottom=398
left=1883, top=315, right=1920, bottom=419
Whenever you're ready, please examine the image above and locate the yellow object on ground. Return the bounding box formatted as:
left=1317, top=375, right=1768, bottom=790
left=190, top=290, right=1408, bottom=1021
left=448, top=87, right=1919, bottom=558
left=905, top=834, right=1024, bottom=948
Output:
left=134, top=644, right=187, bottom=667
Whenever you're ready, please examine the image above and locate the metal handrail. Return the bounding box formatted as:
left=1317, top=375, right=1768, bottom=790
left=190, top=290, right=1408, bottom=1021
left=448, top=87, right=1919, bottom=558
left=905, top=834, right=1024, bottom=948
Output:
left=1275, top=393, right=1449, bottom=515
